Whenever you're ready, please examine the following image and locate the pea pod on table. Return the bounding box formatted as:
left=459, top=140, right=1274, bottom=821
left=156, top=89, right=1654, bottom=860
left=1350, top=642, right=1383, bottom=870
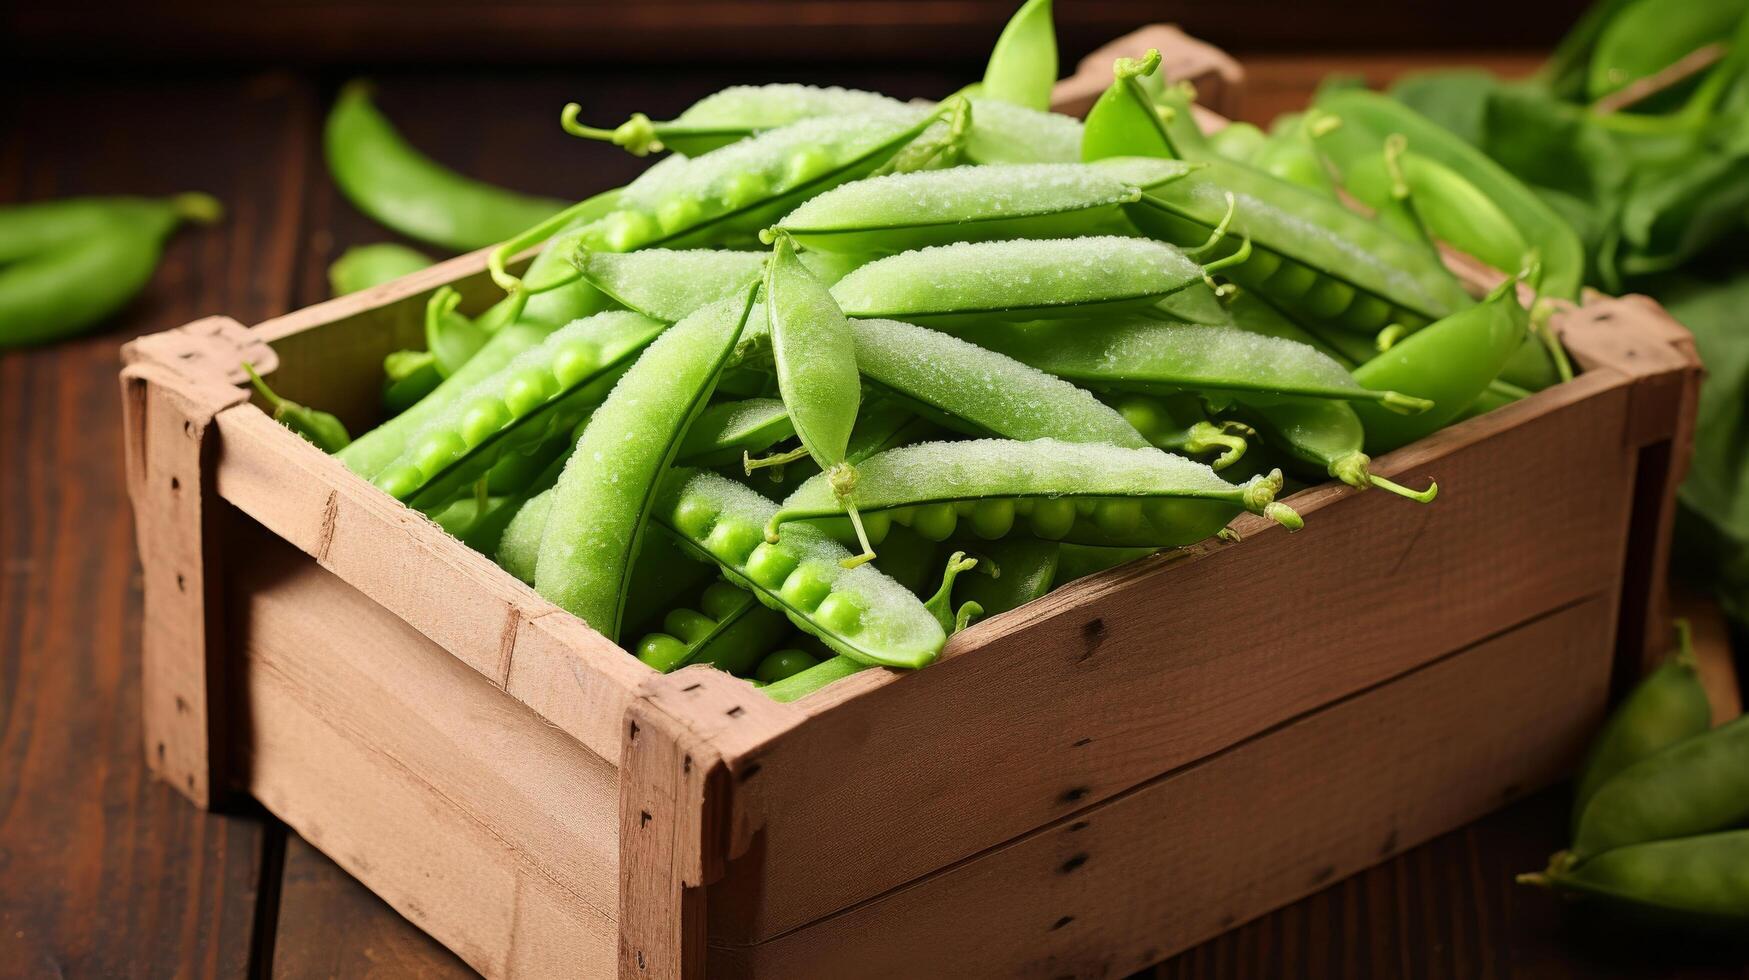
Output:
left=1520, top=831, right=1749, bottom=924
left=1571, top=711, right=1749, bottom=861
left=328, top=242, right=433, bottom=296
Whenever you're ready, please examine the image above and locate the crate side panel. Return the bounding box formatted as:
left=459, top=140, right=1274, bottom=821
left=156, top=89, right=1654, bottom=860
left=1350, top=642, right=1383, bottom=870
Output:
left=712, top=377, right=1637, bottom=942
left=710, top=596, right=1613, bottom=978
left=227, top=520, right=620, bottom=977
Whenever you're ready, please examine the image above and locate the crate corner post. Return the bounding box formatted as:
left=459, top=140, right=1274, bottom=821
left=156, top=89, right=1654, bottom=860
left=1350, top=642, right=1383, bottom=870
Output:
left=119, top=316, right=263, bottom=808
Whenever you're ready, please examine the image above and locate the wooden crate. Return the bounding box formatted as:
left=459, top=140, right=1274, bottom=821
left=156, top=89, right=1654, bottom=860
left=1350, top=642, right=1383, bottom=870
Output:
left=120, top=28, right=1720, bottom=980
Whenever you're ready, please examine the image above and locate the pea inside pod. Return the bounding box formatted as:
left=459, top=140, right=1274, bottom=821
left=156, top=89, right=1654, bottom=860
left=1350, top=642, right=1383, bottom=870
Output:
left=830, top=235, right=1218, bottom=325
left=634, top=579, right=789, bottom=675
left=770, top=160, right=1195, bottom=254
left=656, top=469, right=946, bottom=669
left=769, top=438, right=1302, bottom=549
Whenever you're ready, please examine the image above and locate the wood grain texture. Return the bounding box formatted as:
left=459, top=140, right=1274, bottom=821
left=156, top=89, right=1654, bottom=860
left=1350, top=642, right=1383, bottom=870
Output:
left=0, top=72, right=311, bottom=977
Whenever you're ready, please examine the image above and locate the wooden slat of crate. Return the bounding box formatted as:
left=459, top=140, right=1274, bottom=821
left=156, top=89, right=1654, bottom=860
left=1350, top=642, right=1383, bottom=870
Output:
left=228, top=519, right=622, bottom=976
left=708, top=595, right=1614, bottom=977
left=703, top=365, right=1641, bottom=943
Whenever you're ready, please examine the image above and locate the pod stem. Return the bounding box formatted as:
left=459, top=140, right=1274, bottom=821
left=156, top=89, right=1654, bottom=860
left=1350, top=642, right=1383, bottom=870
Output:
left=1383, top=134, right=1410, bottom=201
left=1532, top=299, right=1575, bottom=384
left=954, top=601, right=984, bottom=634
left=171, top=192, right=224, bottom=225
left=1200, top=235, right=1253, bottom=276
left=1370, top=473, right=1438, bottom=503
left=560, top=105, right=662, bottom=156
left=743, top=445, right=809, bottom=474
left=242, top=361, right=288, bottom=419
left=488, top=196, right=606, bottom=295
left=829, top=463, right=876, bottom=568
left=1187, top=192, right=1238, bottom=258
left=1332, top=447, right=1439, bottom=502
left=1379, top=390, right=1436, bottom=415
left=1264, top=502, right=1304, bottom=531
left=1514, top=872, right=1551, bottom=888
left=1374, top=322, right=1408, bottom=352
left=1114, top=47, right=1163, bottom=83
left=1673, top=617, right=1698, bottom=669
left=924, top=551, right=980, bottom=632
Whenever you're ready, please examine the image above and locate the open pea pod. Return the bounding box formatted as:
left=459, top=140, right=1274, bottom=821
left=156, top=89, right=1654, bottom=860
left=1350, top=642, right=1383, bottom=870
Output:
left=1311, top=88, right=1585, bottom=301
left=373, top=311, right=669, bottom=508
left=535, top=289, right=758, bottom=639
left=656, top=469, right=946, bottom=669
left=562, top=84, right=908, bottom=157
left=770, top=159, right=1195, bottom=254
left=849, top=317, right=1150, bottom=447
left=769, top=438, right=1302, bottom=549
left=1126, top=160, right=1473, bottom=333
left=951, top=318, right=1434, bottom=414
left=831, top=235, right=1216, bottom=326
left=633, top=579, right=789, bottom=675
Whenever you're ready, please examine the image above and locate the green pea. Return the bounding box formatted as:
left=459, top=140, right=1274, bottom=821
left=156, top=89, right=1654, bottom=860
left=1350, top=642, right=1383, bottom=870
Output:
left=771, top=438, right=1301, bottom=549
left=970, top=499, right=1017, bottom=539
left=663, top=607, right=716, bottom=643
left=755, top=648, right=822, bottom=684
left=656, top=469, right=944, bottom=669
left=1571, top=622, right=1714, bottom=835
left=745, top=541, right=801, bottom=588
left=534, top=290, right=756, bottom=639
left=636, top=634, right=692, bottom=672
left=1028, top=498, right=1078, bottom=539
left=910, top=503, right=960, bottom=542
left=953, top=318, right=1432, bottom=414
left=706, top=518, right=766, bottom=565
left=832, top=235, right=1208, bottom=326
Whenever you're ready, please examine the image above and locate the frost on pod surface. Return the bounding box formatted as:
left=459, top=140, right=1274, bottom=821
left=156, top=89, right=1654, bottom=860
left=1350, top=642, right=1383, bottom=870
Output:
left=676, top=84, right=907, bottom=129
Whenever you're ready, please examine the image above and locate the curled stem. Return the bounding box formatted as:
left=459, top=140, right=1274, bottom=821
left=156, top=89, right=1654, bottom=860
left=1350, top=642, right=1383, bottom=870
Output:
left=923, top=550, right=979, bottom=632
left=1200, top=235, right=1253, bottom=276
left=744, top=445, right=809, bottom=474
left=1383, top=133, right=1410, bottom=201
left=1183, top=420, right=1248, bottom=471
left=488, top=197, right=605, bottom=295
left=1115, top=48, right=1164, bottom=83
left=1532, top=299, right=1575, bottom=384
left=1187, top=192, right=1238, bottom=258
left=1264, top=502, right=1304, bottom=531
left=954, top=601, right=984, bottom=634
left=1332, top=453, right=1437, bottom=503
left=560, top=105, right=663, bottom=156
left=828, top=463, right=876, bottom=567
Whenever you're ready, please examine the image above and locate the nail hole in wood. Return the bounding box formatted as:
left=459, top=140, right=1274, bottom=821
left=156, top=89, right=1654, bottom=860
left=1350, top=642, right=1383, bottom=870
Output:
left=169, top=476, right=180, bottom=492
left=682, top=682, right=701, bottom=692
left=628, top=720, right=639, bottom=741
left=1219, top=913, right=1237, bottom=929
left=737, top=761, right=762, bottom=783
left=683, top=755, right=692, bottom=774
left=175, top=573, right=185, bottom=593
left=637, top=950, right=646, bottom=970
left=640, top=811, right=652, bottom=828
left=1379, top=829, right=1399, bottom=856
left=1068, top=820, right=1090, bottom=833
left=1077, top=618, right=1105, bottom=662
left=156, top=742, right=166, bottom=763
left=1072, top=737, right=1092, bottom=747
left=1310, top=865, right=1335, bottom=885
left=1050, top=916, right=1074, bottom=931
left=1059, top=786, right=1090, bottom=804
left=186, top=774, right=196, bottom=792
left=174, top=695, right=189, bottom=715
left=726, top=705, right=745, bottom=718
left=1059, top=853, right=1088, bottom=874
left=182, top=420, right=195, bottom=437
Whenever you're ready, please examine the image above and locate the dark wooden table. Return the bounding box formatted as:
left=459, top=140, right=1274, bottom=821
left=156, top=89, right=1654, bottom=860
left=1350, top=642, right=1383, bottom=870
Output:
left=3, top=52, right=1747, bottom=979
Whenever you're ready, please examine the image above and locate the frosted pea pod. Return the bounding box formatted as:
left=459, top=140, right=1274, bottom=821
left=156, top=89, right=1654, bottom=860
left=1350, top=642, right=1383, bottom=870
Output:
left=771, top=160, right=1195, bottom=254
left=1081, top=49, right=1180, bottom=161
left=1572, top=711, right=1749, bottom=861
left=850, top=317, right=1150, bottom=448
left=677, top=398, right=795, bottom=467
left=373, top=311, right=669, bottom=508
left=656, top=469, right=946, bottom=668
left=963, top=97, right=1085, bottom=165
left=574, top=248, right=766, bottom=322
left=1570, top=622, right=1713, bottom=835
left=977, top=0, right=1057, bottom=110
left=769, top=439, right=1301, bottom=548
left=831, top=235, right=1220, bottom=326
left=534, top=289, right=756, bottom=638
left=952, top=319, right=1434, bottom=413
left=561, top=84, right=908, bottom=157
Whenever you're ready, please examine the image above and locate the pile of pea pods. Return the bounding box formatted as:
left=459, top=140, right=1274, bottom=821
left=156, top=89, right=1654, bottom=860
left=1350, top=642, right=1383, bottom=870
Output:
left=262, top=0, right=1582, bottom=704
left=1521, top=622, right=1749, bottom=926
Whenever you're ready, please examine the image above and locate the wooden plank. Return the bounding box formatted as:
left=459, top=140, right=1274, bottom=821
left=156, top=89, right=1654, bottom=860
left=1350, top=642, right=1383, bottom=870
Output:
left=231, top=522, right=620, bottom=978
left=211, top=405, right=648, bottom=763
left=709, top=596, right=1614, bottom=977
left=707, top=368, right=1641, bottom=943
left=1050, top=24, right=1245, bottom=118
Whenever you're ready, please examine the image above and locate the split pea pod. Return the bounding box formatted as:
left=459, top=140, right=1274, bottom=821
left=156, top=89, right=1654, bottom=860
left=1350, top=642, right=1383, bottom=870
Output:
left=1349, top=277, right=1529, bottom=454
left=771, top=160, right=1195, bottom=254
left=1571, top=622, right=1714, bottom=835
left=324, top=82, right=567, bottom=251
left=534, top=289, right=756, bottom=638
left=0, top=193, right=223, bottom=349
left=762, top=653, right=869, bottom=702
left=769, top=438, right=1301, bottom=549
left=372, top=311, right=669, bottom=507
left=1519, top=831, right=1749, bottom=923
left=562, top=84, right=908, bottom=157
left=831, top=235, right=1222, bottom=326
left=634, top=580, right=788, bottom=674
left=656, top=469, right=946, bottom=668
left=849, top=317, right=1150, bottom=448
left=951, top=318, right=1434, bottom=413
left=1571, top=711, right=1749, bottom=861
left=1124, top=160, right=1472, bottom=333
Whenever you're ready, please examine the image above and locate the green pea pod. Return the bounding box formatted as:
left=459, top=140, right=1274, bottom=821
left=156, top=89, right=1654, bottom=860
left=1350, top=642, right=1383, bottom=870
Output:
left=963, top=97, right=1085, bottom=164
left=1571, top=710, right=1749, bottom=861
left=1317, top=143, right=1443, bottom=261
left=1587, top=0, right=1747, bottom=102
left=921, top=550, right=982, bottom=633
left=1571, top=622, right=1714, bottom=836
left=677, top=398, right=794, bottom=467
left=1230, top=396, right=1437, bottom=503
left=1520, top=831, right=1749, bottom=923
left=382, top=349, right=443, bottom=415
left=755, top=647, right=824, bottom=684
left=832, top=235, right=1210, bottom=326
left=657, top=469, right=946, bottom=669
left=1208, top=122, right=1268, bottom=163
left=328, top=243, right=432, bottom=296
left=1349, top=277, right=1529, bottom=454
left=562, top=84, right=908, bottom=157
left=953, top=318, right=1433, bottom=413
left=954, top=536, right=1060, bottom=618
left=771, top=160, right=1194, bottom=254
left=243, top=364, right=351, bottom=452
left=1107, top=393, right=1249, bottom=469
left=770, top=439, right=1301, bottom=548
left=574, top=247, right=766, bottom=322
left=1051, top=543, right=1161, bottom=586
left=1251, top=113, right=1339, bottom=198
left=0, top=193, right=223, bottom=349
left=870, top=525, right=943, bottom=598
left=850, top=318, right=1150, bottom=448
left=374, top=311, right=669, bottom=507
left=1539, top=0, right=1640, bottom=99
left=634, top=580, right=789, bottom=675
left=1082, top=49, right=1179, bottom=161
left=979, top=0, right=1058, bottom=111
left=534, top=290, right=755, bottom=638
left=759, top=233, right=872, bottom=562
left=1127, top=160, right=1472, bottom=332
left=1311, top=88, right=1585, bottom=300
left=325, top=82, right=567, bottom=251
left=423, top=287, right=489, bottom=378
left=762, top=653, right=869, bottom=702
